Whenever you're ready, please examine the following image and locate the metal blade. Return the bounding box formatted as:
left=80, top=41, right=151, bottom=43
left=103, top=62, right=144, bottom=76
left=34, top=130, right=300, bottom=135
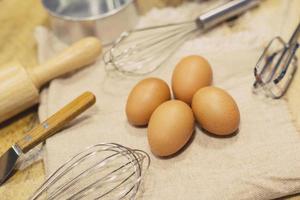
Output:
left=0, top=145, right=22, bottom=185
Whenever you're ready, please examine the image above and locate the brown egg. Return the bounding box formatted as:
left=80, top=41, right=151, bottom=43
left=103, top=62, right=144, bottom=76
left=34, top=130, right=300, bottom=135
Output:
left=172, top=55, right=213, bottom=104
left=126, top=78, right=171, bottom=126
left=148, top=100, right=194, bottom=157
left=192, top=86, right=240, bottom=136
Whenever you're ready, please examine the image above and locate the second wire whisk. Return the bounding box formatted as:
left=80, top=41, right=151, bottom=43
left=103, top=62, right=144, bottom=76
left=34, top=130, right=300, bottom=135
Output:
left=30, top=143, right=150, bottom=200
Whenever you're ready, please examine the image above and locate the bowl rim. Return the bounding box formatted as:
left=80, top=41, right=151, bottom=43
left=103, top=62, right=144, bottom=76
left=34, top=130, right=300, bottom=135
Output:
left=41, top=0, right=136, bottom=21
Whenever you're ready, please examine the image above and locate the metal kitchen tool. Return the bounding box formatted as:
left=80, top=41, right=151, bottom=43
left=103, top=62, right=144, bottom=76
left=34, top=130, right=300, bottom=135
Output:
left=253, top=21, right=300, bottom=99
left=104, top=0, right=260, bottom=75
left=41, top=0, right=139, bottom=45
left=0, top=37, right=101, bottom=124
left=0, top=92, right=96, bottom=185
left=30, top=143, right=150, bottom=200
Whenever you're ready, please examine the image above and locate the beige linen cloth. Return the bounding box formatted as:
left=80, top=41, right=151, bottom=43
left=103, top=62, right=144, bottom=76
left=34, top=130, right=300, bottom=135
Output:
left=35, top=1, right=300, bottom=199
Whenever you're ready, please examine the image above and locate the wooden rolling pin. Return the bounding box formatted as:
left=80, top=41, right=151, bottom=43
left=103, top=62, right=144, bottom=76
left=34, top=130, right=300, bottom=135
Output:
left=0, top=37, right=102, bottom=123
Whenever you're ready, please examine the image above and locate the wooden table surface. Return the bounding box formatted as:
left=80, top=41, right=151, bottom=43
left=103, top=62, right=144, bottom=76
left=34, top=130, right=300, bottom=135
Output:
left=0, top=0, right=47, bottom=199
left=0, top=0, right=299, bottom=199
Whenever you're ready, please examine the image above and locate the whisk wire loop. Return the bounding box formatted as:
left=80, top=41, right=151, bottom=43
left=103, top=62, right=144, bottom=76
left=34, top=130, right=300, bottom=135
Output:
left=104, top=21, right=198, bottom=75
left=30, top=143, right=150, bottom=200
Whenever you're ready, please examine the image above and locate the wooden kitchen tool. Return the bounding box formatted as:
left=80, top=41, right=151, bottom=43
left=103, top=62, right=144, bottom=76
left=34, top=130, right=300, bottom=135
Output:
left=0, top=91, right=96, bottom=185
left=0, top=37, right=101, bottom=123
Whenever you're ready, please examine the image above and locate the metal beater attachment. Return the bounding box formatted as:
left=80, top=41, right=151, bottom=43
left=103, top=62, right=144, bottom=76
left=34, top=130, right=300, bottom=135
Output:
left=253, top=22, right=300, bottom=99
left=30, top=143, right=150, bottom=200
left=104, top=0, right=260, bottom=75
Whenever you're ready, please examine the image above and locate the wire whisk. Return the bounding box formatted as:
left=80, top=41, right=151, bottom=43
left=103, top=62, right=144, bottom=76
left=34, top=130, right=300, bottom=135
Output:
left=30, top=143, right=150, bottom=200
left=104, top=0, right=260, bottom=75
left=253, top=21, right=300, bottom=99
left=104, top=21, right=199, bottom=75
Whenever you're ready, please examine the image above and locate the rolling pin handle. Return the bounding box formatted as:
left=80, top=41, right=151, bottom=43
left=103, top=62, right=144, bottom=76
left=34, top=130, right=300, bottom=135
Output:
left=30, top=37, right=102, bottom=88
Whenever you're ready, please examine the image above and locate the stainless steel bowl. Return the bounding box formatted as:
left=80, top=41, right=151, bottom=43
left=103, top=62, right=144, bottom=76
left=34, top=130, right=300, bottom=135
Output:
left=41, top=0, right=139, bottom=45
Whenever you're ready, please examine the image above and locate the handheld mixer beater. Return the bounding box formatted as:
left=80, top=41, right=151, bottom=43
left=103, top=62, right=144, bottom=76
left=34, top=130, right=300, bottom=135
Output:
left=30, top=143, right=150, bottom=200
left=253, top=21, right=300, bottom=98
left=104, top=0, right=260, bottom=75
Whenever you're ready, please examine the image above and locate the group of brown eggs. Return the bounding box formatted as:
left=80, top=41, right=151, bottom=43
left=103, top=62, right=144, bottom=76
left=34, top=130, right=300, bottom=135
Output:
left=126, top=55, right=240, bottom=157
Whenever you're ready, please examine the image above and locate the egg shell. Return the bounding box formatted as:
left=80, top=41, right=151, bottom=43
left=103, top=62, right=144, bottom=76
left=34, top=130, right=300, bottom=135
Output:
left=148, top=100, right=195, bottom=157
left=126, top=78, right=171, bottom=126
left=192, top=86, right=240, bottom=136
left=172, top=55, right=213, bottom=104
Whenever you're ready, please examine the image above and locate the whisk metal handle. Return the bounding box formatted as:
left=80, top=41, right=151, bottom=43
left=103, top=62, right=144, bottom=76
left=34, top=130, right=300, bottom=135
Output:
left=197, top=0, right=260, bottom=30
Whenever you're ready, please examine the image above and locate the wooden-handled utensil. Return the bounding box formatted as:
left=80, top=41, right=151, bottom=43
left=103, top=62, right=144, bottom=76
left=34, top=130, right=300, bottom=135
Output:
left=0, top=37, right=101, bottom=123
left=0, top=91, right=96, bottom=185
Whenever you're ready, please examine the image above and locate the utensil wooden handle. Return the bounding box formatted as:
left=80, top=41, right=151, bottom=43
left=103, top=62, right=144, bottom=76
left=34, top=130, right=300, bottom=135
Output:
left=30, top=37, right=102, bottom=88
left=16, top=92, right=96, bottom=153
